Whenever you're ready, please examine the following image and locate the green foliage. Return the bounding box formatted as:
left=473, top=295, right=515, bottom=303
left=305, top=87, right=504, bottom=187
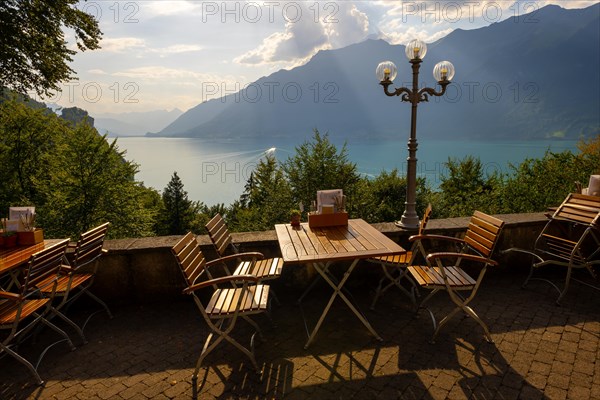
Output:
left=352, top=169, right=430, bottom=223
left=60, top=107, right=94, bottom=128
left=38, top=123, right=156, bottom=239
left=433, top=156, right=503, bottom=218
left=228, top=154, right=294, bottom=232
left=0, top=99, right=158, bottom=239
left=429, top=138, right=600, bottom=218
left=282, top=129, right=361, bottom=212
left=577, top=136, right=600, bottom=174
left=0, top=0, right=102, bottom=97
left=0, top=99, right=64, bottom=208
left=158, top=172, right=205, bottom=235
left=500, top=148, right=596, bottom=213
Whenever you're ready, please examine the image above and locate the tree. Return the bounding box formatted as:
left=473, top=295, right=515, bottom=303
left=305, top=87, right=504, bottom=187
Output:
left=500, top=147, right=596, bottom=213
left=0, top=99, right=158, bottom=239
left=61, top=106, right=94, bottom=128
left=353, top=170, right=431, bottom=223
left=40, top=122, right=156, bottom=239
left=282, top=130, right=361, bottom=212
left=0, top=0, right=102, bottom=97
left=0, top=99, right=65, bottom=209
left=434, top=156, right=502, bottom=218
left=160, top=172, right=200, bottom=235
left=230, top=154, right=294, bottom=231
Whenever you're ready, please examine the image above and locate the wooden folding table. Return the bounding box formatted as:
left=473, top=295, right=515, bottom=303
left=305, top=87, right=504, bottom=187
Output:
left=275, top=218, right=406, bottom=348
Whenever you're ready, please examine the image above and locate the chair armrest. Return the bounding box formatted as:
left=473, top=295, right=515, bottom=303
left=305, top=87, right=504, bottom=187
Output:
left=426, top=252, right=498, bottom=266
left=501, top=247, right=534, bottom=256
left=409, top=234, right=466, bottom=245
left=206, top=252, right=264, bottom=268
left=0, top=291, right=21, bottom=300
left=183, top=274, right=260, bottom=294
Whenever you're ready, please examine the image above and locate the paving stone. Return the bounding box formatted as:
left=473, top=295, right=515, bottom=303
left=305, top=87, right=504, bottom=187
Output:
left=0, top=273, right=598, bottom=400
left=567, top=386, right=591, bottom=399
left=545, top=385, right=568, bottom=400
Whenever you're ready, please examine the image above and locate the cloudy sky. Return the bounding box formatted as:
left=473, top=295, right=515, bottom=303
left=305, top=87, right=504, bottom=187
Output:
left=43, top=0, right=598, bottom=115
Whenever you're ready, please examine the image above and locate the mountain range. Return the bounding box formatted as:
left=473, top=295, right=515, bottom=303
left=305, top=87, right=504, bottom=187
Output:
left=151, top=4, right=599, bottom=141
left=93, top=109, right=183, bottom=137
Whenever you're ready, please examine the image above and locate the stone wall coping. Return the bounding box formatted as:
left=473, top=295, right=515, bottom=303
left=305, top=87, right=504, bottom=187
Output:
left=104, top=212, right=549, bottom=253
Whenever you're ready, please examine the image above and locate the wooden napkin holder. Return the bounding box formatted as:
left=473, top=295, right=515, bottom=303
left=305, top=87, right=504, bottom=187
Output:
left=308, top=212, right=348, bottom=228
left=17, top=229, right=44, bottom=245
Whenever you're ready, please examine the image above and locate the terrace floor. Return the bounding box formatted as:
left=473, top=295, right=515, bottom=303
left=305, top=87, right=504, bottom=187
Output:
left=1, top=267, right=599, bottom=400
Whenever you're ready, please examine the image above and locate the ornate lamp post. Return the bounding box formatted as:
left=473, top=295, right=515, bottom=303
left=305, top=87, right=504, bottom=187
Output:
left=376, top=39, right=455, bottom=230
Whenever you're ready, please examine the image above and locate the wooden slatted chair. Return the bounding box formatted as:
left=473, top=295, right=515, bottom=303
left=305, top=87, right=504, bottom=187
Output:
left=172, top=232, right=271, bottom=383
left=407, top=211, right=505, bottom=343
left=37, top=223, right=112, bottom=342
left=503, top=193, right=600, bottom=304
left=1, top=239, right=75, bottom=385
left=206, top=214, right=284, bottom=302
left=368, top=204, right=433, bottom=310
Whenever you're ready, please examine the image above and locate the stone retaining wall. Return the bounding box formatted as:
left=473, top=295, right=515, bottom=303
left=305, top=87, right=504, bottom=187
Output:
left=92, top=213, right=548, bottom=305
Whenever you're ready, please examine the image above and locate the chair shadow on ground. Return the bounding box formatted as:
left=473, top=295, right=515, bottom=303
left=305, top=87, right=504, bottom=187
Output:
left=389, top=314, right=551, bottom=399
left=196, top=342, right=433, bottom=400
left=2, top=266, right=599, bottom=399
left=193, top=359, right=295, bottom=400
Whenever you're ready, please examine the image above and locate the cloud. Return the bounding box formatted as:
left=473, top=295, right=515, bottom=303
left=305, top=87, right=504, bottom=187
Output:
left=113, top=66, right=211, bottom=80
left=99, top=37, right=146, bottom=53
left=539, top=1, right=600, bottom=8
left=380, top=26, right=455, bottom=45
left=234, top=2, right=369, bottom=67
left=375, top=0, right=600, bottom=43
left=158, top=44, right=203, bottom=54
left=97, top=37, right=202, bottom=57
left=144, top=1, right=202, bottom=16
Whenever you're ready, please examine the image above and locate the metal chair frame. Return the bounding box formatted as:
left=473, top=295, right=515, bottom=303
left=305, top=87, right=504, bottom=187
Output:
left=172, top=232, right=271, bottom=383
left=368, top=204, right=433, bottom=310
left=503, top=193, right=600, bottom=304
left=0, top=239, right=75, bottom=385
left=408, top=211, right=505, bottom=343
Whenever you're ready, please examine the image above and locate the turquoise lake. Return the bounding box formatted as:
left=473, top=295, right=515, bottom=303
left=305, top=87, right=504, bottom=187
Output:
left=115, top=137, right=579, bottom=206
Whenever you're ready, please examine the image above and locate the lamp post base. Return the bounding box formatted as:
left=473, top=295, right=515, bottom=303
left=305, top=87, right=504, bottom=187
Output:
left=394, top=218, right=420, bottom=230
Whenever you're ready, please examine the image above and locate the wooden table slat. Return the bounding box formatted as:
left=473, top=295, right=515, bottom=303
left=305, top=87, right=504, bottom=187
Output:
left=274, top=224, right=299, bottom=262
left=276, top=219, right=405, bottom=264
left=0, top=240, right=62, bottom=275
left=303, top=226, right=336, bottom=255
left=348, top=219, right=400, bottom=253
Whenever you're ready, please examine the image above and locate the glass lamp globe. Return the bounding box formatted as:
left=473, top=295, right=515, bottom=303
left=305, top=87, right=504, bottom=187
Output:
left=405, top=39, right=427, bottom=60
left=433, top=61, right=455, bottom=82
left=376, top=61, right=397, bottom=82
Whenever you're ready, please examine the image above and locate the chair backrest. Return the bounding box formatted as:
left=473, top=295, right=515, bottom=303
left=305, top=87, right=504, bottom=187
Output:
left=70, top=222, right=110, bottom=269
left=205, top=214, right=233, bottom=257
left=21, top=239, right=70, bottom=295
left=418, top=204, right=433, bottom=235
left=464, top=211, right=505, bottom=258
left=172, top=232, right=207, bottom=287
left=552, top=193, right=600, bottom=226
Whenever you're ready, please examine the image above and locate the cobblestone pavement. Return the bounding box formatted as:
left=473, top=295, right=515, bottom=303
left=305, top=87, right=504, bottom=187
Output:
left=1, top=268, right=599, bottom=400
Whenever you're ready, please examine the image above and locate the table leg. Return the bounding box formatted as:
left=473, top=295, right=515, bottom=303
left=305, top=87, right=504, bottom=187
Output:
left=304, top=259, right=382, bottom=349
left=297, top=261, right=333, bottom=304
